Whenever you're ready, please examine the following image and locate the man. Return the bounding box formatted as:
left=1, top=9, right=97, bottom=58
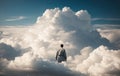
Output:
left=56, top=44, right=67, bottom=63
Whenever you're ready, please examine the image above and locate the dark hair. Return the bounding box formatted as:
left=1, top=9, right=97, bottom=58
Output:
left=60, top=44, right=64, bottom=47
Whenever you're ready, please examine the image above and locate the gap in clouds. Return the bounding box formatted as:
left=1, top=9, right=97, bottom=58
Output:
left=0, top=7, right=120, bottom=76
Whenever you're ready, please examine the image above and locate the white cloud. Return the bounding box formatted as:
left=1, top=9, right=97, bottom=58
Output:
left=92, top=18, right=120, bottom=21
left=36, top=7, right=91, bottom=31
left=76, top=45, right=120, bottom=76
left=93, top=24, right=120, bottom=29
left=0, top=7, right=120, bottom=76
left=5, top=16, right=26, bottom=21
left=97, top=29, right=120, bottom=48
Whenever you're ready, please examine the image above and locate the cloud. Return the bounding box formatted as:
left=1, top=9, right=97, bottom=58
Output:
left=0, top=43, right=21, bottom=60
left=5, top=16, right=26, bottom=22
left=0, top=7, right=120, bottom=76
left=36, top=7, right=91, bottom=31
left=92, top=18, right=120, bottom=21
left=93, top=24, right=120, bottom=29
left=97, top=29, right=120, bottom=48
left=76, top=45, right=120, bottom=76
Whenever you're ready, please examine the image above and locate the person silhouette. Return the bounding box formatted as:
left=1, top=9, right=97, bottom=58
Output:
left=56, top=44, right=67, bottom=63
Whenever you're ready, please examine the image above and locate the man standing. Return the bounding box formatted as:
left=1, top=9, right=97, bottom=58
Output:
left=56, top=44, right=67, bottom=63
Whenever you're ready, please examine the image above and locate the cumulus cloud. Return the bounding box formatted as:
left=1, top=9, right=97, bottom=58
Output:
left=76, top=46, right=120, bottom=76
left=97, top=29, right=120, bottom=49
left=5, top=16, right=27, bottom=22
left=36, top=7, right=91, bottom=31
left=0, top=7, right=120, bottom=76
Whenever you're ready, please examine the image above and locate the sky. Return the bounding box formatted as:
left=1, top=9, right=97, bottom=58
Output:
left=0, top=0, right=120, bottom=76
left=0, top=0, right=120, bottom=26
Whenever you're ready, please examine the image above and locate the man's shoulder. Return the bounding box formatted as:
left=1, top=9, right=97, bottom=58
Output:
left=59, top=48, right=64, bottom=50
left=61, top=48, right=65, bottom=51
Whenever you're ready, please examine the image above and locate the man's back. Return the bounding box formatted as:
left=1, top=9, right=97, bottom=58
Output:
left=56, top=44, right=67, bottom=63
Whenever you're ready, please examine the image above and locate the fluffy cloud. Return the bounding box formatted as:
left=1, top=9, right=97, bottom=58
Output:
left=76, top=46, right=120, bottom=76
left=0, top=7, right=120, bottom=76
left=97, top=29, right=120, bottom=49
left=36, top=7, right=91, bottom=31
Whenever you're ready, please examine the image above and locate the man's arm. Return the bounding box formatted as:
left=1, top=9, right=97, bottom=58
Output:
left=64, top=50, right=67, bottom=61
left=56, top=50, right=59, bottom=60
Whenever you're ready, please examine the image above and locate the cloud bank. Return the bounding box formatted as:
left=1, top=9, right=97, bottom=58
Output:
left=0, top=7, right=120, bottom=76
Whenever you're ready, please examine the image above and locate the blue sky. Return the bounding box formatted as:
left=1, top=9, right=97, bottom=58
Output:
left=0, top=0, right=120, bottom=26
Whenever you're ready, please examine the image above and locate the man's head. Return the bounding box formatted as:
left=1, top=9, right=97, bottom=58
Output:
left=60, top=44, right=64, bottom=48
